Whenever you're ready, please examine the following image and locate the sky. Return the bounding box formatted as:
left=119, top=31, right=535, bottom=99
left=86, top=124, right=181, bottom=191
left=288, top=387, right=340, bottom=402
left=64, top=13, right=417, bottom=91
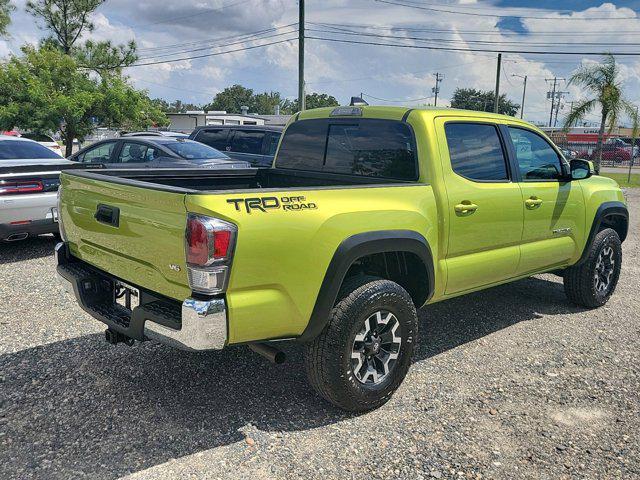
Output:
left=1, top=0, right=640, bottom=126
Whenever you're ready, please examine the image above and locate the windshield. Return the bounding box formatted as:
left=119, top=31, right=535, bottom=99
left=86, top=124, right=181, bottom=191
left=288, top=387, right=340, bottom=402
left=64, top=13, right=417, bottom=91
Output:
left=164, top=141, right=229, bottom=160
left=0, top=140, right=61, bottom=159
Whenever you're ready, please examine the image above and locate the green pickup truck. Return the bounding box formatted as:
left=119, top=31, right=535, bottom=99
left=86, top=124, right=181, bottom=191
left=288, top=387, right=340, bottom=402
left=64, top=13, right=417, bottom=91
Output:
left=56, top=106, right=628, bottom=411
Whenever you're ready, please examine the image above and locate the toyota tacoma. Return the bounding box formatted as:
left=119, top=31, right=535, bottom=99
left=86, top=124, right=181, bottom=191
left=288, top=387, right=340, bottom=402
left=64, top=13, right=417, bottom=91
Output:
left=56, top=106, right=628, bottom=411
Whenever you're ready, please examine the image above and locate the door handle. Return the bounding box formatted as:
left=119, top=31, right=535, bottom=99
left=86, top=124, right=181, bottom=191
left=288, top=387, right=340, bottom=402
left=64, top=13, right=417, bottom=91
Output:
left=525, top=197, right=543, bottom=209
left=454, top=201, right=479, bottom=214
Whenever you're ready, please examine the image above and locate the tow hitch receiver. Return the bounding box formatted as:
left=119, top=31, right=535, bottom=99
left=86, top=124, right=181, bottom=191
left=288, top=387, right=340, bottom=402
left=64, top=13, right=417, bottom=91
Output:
left=105, top=328, right=135, bottom=346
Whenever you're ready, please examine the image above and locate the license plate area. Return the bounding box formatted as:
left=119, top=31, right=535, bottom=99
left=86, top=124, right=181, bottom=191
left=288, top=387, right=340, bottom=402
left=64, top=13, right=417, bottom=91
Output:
left=114, top=281, right=140, bottom=311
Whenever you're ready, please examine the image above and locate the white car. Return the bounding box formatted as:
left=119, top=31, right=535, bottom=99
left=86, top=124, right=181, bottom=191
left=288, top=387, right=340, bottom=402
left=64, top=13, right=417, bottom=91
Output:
left=19, top=132, right=64, bottom=157
left=0, top=135, right=74, bottom=242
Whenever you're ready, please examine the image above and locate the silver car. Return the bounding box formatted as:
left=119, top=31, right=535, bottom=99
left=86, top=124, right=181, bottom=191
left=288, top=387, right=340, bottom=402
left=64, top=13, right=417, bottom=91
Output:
left=0, top=135, right=73, bottom=242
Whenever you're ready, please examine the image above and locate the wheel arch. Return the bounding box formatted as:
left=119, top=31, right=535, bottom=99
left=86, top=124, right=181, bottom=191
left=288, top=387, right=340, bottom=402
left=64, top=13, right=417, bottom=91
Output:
left=576, top=201, right=628, bottom=266
left=298, top=230, right=435, bottom=342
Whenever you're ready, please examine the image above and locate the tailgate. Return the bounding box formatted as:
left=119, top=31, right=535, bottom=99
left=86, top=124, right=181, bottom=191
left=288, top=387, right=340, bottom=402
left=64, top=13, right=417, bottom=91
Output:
left=59, top=172, right=191, bottom=301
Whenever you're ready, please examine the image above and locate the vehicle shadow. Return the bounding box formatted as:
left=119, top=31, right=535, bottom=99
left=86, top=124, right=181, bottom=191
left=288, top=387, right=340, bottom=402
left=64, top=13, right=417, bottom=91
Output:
left=1, top=275, right=582, bottom=479
left=0, top=236, right=57, bottom=265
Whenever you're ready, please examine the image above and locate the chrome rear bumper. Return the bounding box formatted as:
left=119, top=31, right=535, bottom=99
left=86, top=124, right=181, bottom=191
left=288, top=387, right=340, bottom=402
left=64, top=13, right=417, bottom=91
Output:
left=56, top=242, right=227, bottom=351
left=144, top=297, right=227, bottom=351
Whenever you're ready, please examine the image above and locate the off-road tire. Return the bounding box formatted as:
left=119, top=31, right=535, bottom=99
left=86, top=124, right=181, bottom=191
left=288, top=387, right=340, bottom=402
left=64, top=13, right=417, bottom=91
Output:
left=564, top=228, right=622, bottom=308
left=304, top=277, right=418, bottom=412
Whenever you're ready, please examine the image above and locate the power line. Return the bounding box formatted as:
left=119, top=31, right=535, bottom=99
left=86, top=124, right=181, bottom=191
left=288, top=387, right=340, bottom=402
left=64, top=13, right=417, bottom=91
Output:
left=372, top=0, right=640, bottom=21
left=124, top=0, right=249, bottom=29
left=305, top=27, right=640, bottom=48
left=307, top=36, right=640, bottom=56
left=309, top=21, right=640, bottom=37
left=137, top=30, right=298, bottom=61
left=127, top=38, right=296, bottom=67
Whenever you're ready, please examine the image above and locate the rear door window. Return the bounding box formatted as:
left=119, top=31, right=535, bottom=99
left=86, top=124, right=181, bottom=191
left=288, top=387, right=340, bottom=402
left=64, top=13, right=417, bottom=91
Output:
left=195, top=129, right=229, bottom=150
left=276, top=118, right=417, bottom=180
left=117, top=142, right=159, bottom=163
left=444, top=123, right=508, bottom=181
left=231, top=130, right=264, bottom=154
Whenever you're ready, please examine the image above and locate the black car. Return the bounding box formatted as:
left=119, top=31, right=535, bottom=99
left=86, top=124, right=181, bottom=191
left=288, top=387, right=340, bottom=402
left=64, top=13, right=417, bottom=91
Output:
left=68, top=137, right=250, bottom=169
left=189, top=125, right=283, bottom=167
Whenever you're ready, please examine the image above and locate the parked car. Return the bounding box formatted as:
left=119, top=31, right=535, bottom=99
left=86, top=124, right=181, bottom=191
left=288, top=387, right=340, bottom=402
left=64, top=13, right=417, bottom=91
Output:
left=68, top=137, right=250, bottom=169
left=19, top=132, right=64, bottom=157
left=0, top=135, right=75, bottom=242
left=56, top=106, right=627, bottom=412
left=190, top=125, right=283, bottom=167
left=123, top=131, right=189, bottom=139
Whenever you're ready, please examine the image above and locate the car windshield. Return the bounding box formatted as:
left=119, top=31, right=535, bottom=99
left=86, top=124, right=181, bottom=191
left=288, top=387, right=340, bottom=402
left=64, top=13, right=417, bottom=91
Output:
left=0, top=140, right=61, bottom=159
left=164, top=140, right=228, bottom=160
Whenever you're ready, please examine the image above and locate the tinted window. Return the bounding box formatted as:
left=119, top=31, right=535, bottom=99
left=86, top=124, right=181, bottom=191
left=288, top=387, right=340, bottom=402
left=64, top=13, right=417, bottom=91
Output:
left=165, top=140, right=228, bottom=160
left=445, top=123, right=508, bottom=181
left=0, top=140, right=61, bottom=159
left=276, top=119, right=327, bottom=171
left=78, top=142, right=117, bottom=163
left=266, top=132, right=281, bottom=156
left=277, top=119, right=417, bottom=180
left=508, top=127, right=564, bottom=180
left=117, top=142, right=159, bottom=163
left=195, top=129, right=229, bottom=150
left=231, top=130, right=264, bottom=154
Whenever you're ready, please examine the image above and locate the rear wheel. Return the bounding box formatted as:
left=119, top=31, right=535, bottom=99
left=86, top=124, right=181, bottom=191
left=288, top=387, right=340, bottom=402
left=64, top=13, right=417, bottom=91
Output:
left=304, top=277, right=418, bottom=412
left=564, top=228, right=622, bottom=308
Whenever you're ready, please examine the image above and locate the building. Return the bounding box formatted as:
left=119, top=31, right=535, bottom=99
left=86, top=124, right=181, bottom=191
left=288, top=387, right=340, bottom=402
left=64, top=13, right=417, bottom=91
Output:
left=166, top=110, right=292, bottom=133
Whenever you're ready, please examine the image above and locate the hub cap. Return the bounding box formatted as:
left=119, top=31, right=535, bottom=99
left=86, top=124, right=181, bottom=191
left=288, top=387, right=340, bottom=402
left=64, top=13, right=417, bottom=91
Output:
left=594, top=246, right=615, bottom=294
left=350, top=310, right=402, bottom=385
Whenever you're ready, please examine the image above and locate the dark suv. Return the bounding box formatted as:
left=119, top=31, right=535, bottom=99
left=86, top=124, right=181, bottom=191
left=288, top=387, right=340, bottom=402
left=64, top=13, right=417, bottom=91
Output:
left=189, top=125, right=283, bottom=167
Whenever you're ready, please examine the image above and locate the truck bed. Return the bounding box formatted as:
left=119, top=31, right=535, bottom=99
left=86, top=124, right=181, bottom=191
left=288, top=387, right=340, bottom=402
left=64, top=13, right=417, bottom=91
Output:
left=65, top=167, right=410, bottom=193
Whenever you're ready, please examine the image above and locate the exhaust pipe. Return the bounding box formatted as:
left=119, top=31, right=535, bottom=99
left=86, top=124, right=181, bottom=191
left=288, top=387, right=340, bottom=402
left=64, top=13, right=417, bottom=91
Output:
left=6, top=232, right=29, bottom=242
left=249, top=343, right=286, bottom=364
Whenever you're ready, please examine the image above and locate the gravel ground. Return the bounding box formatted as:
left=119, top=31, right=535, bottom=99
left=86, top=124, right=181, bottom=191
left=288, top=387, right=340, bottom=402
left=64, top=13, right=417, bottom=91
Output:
left=1, top=190, right=638, bottom=480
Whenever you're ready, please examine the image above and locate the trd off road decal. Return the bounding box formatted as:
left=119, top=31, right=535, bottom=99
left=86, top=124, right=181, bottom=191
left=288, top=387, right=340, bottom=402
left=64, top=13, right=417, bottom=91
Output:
left=227, top=195, right=318, bottom=213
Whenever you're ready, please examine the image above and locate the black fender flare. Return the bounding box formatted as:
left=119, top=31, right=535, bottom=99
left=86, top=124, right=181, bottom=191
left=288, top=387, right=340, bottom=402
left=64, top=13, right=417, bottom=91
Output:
left=576, top=201, right=628, bottom=266
left=298, top=230, right=435, bottom=342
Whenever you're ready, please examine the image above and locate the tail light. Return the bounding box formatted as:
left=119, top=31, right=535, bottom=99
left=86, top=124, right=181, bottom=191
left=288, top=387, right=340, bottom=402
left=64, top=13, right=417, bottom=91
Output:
left=0, top=180, right=44, bottom=195
left=185, top=214, right=237, bottom=295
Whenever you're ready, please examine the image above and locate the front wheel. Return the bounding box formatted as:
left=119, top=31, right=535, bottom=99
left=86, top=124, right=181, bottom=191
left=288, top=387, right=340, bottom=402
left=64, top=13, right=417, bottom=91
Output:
left=564, top=228, right=622, bottom=308
left=304, top=277, right=418, bottom=412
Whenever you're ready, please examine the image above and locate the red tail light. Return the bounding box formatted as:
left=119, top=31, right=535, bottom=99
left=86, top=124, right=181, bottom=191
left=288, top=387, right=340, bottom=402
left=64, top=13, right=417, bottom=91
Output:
left=0, top=180, right=44, bottom=195
left=186, top=214, right=236, bottom=267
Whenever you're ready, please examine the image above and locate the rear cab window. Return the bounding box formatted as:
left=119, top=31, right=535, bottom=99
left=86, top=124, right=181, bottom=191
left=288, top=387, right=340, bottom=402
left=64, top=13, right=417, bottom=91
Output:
left=276, top=118, right=418, bottom=181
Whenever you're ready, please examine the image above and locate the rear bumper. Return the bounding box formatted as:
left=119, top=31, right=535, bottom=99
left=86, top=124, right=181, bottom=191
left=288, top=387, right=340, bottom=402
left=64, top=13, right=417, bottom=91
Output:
left=1, top=218, right=59, bottom=241
left=55, top=242, right=227, bottom=350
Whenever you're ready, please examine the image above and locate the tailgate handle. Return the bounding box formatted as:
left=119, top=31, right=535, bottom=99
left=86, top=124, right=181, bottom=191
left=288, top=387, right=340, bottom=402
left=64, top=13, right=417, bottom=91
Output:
left=94, top=204, right=120, bottom=227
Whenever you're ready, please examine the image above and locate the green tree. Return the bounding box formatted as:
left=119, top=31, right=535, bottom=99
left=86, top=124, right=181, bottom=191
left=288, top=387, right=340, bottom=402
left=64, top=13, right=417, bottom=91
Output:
left=0, top=46, right=166, bottom=156
left=0, top=0, right=14, bottom=36
left=564, top=54, right=639, bottom=173
left=450, top=88, right=519, bottom=117
left=27, top=0, right=136, bottom=71
left=205, top=84, right=255, bottom=113
left=289, top=92, right=339, bottom=112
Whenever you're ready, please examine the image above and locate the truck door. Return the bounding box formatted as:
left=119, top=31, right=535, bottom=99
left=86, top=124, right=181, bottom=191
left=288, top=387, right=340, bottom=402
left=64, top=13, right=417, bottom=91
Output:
left=504, top=126, right=586, bottom=274
left=437, top=119, right=524, bottom=294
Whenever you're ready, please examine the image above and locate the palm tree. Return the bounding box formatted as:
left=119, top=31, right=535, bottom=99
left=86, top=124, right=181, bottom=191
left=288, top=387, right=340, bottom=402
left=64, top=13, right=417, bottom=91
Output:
left=564, top=54, right=638, bottom=173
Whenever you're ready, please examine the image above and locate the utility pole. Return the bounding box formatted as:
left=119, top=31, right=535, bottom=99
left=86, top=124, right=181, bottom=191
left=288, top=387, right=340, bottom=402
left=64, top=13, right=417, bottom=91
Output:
left=298, top=0, right=305, bottom=111
left=432, top=72, right=443, bottom=106
left=494, top=53, right=502, bottom=113
left=546, top=77, right=565, bottom=128
left=512, top=74, right=527, bottom=119
left=553, top=91, right=570, bottom=127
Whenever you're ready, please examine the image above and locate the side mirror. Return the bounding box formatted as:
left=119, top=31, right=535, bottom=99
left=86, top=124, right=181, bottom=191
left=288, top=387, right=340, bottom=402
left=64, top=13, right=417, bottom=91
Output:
left=570, top=159, right=593, bottom=180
